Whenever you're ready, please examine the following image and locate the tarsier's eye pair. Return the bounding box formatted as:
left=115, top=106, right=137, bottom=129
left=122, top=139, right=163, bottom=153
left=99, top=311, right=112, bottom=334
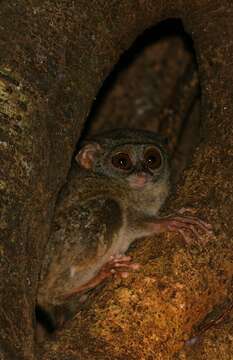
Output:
left=111, top=147, right=162, bottom=171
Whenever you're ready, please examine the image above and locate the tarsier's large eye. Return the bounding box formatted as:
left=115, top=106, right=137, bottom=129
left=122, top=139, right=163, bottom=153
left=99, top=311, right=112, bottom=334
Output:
left=111, top=153, right=132, bottom=170
left=144, top=147, right=162, bottom=169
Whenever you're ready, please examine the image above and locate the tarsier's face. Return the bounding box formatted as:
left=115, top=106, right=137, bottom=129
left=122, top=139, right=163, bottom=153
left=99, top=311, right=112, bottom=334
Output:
left=106, top=144, right=165, bottom=189
left=76, top=129, right=169, bottom=190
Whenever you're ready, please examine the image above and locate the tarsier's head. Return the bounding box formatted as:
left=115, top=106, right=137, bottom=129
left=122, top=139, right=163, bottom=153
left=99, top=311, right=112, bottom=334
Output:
left=76, top=129, right=170, bottom=190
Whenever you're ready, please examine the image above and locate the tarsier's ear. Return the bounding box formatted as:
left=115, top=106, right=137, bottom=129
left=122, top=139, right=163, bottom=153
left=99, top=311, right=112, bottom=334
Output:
left=75, top=142, right=102, bottom=170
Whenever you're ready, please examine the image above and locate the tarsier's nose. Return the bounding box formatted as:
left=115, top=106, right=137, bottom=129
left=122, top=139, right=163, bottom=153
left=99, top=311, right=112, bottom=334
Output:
left=128, top=170, right=152, bottom=189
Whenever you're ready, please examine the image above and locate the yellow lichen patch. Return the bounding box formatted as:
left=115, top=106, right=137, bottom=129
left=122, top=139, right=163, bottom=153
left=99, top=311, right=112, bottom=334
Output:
left=0, top=179, right=7, bottom=190
left=0, top=244, right=4, bottom=256
left=88, top=270, right=184, bottom=358
left=0, top=67, right=30, bottom=122
left=0, top=66, right=35, bottom=238
left=115, top=287, right=139, bottom=305
left=83, top=224, right=233, bottom=360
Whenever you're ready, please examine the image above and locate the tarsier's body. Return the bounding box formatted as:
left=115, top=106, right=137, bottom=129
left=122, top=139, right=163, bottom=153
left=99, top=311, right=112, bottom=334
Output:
left=38, top=129, right=211, bottom=325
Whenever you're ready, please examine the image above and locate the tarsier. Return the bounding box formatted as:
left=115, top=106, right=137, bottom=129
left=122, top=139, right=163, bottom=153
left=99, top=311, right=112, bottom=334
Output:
left=37, top=128, right=212, bottom=328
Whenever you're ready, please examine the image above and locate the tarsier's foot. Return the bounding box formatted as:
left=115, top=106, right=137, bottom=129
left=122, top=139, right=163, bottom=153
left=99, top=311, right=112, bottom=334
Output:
left=63, top=255, right=140, bottom=299
left=152, top=208, right=213, bottom=244
left=99, top=254, right=141, bottom=279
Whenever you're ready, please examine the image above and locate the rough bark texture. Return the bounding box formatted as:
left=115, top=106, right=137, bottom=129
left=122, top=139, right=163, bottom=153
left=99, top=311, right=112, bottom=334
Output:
left=0, top=1, right=233, bottom=359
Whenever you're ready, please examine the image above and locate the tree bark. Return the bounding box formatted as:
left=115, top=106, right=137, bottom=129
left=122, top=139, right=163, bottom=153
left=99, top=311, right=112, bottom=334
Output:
left=0, top=1, right=233, bottom=359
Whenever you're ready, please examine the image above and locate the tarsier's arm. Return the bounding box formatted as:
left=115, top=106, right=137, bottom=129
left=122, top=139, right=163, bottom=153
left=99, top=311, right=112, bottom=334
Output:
left=129, top=208, right=213, bottom=245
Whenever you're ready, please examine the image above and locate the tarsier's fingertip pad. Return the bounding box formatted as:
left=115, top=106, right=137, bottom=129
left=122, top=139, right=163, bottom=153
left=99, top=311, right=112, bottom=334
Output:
left=120, top=272, right=129, bottom=278
left=132, top=263, right=141, bottom=270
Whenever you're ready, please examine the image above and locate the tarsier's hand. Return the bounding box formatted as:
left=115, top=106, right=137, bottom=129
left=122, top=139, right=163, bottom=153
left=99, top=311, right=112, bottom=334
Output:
left=99, top=254, right=141, bottom=279
left=151, top=208, right=213, bottom=244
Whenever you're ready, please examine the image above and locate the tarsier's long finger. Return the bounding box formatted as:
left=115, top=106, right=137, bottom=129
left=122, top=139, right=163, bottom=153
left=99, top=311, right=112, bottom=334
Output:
left=177, top=228, right=193, bottom=244
left=118, top=272, right=130, bottom=278
left=186, top=224, right=207, bottom=244
left=188, top=217, right=212, bottom=230
left=114, top=262, right=141, bottom=270
left=170, top=222, right=211, bottom=244
left=170, top=216, right=212, bottom=232
left=110, top=255, right=132, bottom=263
left=109, top=257, right=141, bottom=278
left=111, top=265, right=140, bottom=278
left=104, top=255, right=131, bottom=269
left=104, top=255, right=141, bottom=276
left=167, top=220, right=195, bottom=231
left=177, top=208, right=212, bottom=227
left=180, top=216, right=212, bottom=230
left=190, top=225, right=212, bottom=245
left=169, top=226, right=193, bottom=244
left=189, top=224, right=201, bottom=238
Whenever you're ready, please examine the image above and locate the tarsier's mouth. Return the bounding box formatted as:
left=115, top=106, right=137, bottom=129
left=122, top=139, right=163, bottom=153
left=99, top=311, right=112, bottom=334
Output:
left=128, top=172, right=152, bottom=189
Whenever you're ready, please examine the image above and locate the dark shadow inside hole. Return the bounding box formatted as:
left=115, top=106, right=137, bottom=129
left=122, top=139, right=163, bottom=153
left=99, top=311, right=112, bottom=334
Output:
left=84, top=18, right=197, bottom=133
left=82, top=18, right=201, bottom=184
left=35, top=305, right=56, bottom=335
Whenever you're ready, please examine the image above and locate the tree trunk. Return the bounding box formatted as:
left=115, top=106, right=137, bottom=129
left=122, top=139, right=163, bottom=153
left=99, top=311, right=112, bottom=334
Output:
left=0, top=1, right=233, bottom=359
